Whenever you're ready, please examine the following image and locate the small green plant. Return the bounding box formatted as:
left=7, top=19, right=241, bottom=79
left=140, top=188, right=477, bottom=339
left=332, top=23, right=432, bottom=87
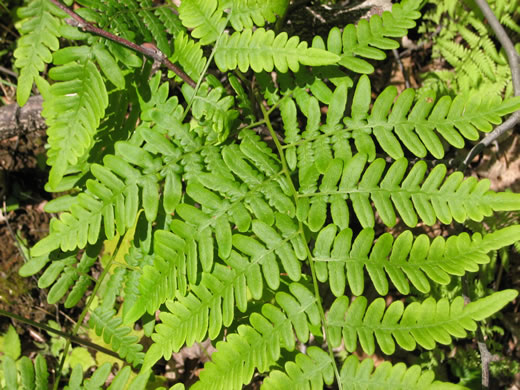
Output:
left=419, top=0, right=520, bottom=96
left=3, top=0, right=520, bottom=388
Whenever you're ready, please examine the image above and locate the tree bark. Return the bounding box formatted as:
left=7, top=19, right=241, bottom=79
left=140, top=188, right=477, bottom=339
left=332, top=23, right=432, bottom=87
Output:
left=0, top=96, right=46, bottom=141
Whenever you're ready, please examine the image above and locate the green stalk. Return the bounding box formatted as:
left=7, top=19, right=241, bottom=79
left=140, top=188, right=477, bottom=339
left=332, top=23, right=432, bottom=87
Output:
left=258, top=95, right=343, bottom=390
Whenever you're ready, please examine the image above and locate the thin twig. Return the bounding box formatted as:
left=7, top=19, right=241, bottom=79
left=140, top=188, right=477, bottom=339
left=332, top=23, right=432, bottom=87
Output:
left=392, top=48, right=410, bottom=89
left=47, top=0, right=196, bottom=88
left=0, top=309, right=122, bottom=360
left=0, top=65, right=17, bottom=78
left=462, top=277, right=500, bottom=390
left=461, top=0, right=520, bottom=169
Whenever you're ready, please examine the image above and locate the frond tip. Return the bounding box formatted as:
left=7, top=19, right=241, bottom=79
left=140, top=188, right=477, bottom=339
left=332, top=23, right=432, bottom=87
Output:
left=215, top=28, right=340, bottom=73
left=327, top=289, right=518, bottom=355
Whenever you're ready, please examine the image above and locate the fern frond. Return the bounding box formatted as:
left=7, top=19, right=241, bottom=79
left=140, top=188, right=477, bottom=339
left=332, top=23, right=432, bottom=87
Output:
left=298, top=154, right=520, bottom=231
left=88, top=307, right=145, bottom=366
left=155, top=5, right=185, bottom=35
left=20, top=248, right=97, bottom=307
left=311, top=0, right=422, bottom=74
left=147, top=212, right=307, bottom=355
left=339, top=355, right=464, bottom=390
left=31, top=75, right=186, bottom=257
left=170, top=32, right=207, bottom=82
left=263, top=351, right=465, bottom=390
left=261, top=346, right=334, bottom=390
left=8, top=358, right=147, bottom=389
left=41, top=46, right=111, bottom=189
left=215, top=28, right=340, bottom=73
left=138, top=0, right=172, bottom=56
left=223, top=0, right=289, bottom=31
left=191, top=81, right=239, bottom=141
left=14, top=0, right=62, bottom=106
left=282, top=75, right=520, bottom=164
left=179, top=0, right=227, bottom=45
left=327, top=289, right=518, bottom=355
left=312, top=225, right=520, bottom=296
left=184, top=283, right=321, bottom=390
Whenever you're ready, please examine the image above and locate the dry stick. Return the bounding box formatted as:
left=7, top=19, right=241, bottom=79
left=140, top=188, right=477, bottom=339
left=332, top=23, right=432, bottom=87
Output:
left=47, top=0, right=196, bottom=88
left=461, top=0, right=520, bottom=168
left=0, top=309, right=122, bottom=360
left=392, top=48, right=410, bottom=89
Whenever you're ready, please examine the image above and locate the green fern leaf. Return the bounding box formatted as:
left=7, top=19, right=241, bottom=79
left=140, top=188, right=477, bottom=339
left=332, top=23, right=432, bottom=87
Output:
left=339, top=355, right=466, bottom=390
left=311, top=0, right=422, bottom=74
left=262, top=346, right=334, bottom=390
left=215, top=28, right=340, bottom=73
left=223, top=0, right=289, bottom=31
left=313, top=225, right=520, bottom=296
left=179, top=0, right=227, bottom=44
left=170, top=32, right=207, bottom=82
left=191, top=283, right=320, bottom=390
left=299, top=155, right=520, bottom=231
left=138, top=0, right=172, bottom=56
left=42, top=46, right=109, bottom=189
left=88, top=307, right=145, bottom=366
left=14, top=0, right=62, bottom=105
left=327, top=290, right=518, bottom=355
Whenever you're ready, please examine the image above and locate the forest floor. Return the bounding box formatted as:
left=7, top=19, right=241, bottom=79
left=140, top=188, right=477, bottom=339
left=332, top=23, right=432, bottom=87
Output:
left=0, top=1, right=520, bottom=389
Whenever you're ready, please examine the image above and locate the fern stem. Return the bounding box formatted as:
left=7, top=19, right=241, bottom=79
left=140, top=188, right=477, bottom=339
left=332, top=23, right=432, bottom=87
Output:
left=47, top=0, right=196, bottom=87
left=258, top=96, right=343, bottom=390
left=53, top=234, right=125, bottom=390
left=181, top=13, right=232, bottom=122
left=0, top=309, right=121, bottom=360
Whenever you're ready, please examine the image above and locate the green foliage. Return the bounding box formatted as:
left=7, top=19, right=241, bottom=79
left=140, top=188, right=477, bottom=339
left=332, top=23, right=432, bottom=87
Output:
left=13, top=0, right=63, bottom=106
left=88, top=307, right=144, bottom=366
left=419, top=0, right=520, bottom=96
left=10, top=0, right=520, bottom=388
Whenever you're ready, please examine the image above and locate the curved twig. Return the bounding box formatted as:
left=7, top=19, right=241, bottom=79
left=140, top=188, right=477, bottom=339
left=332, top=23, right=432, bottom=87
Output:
left=47, top=0, right=196, bottom=88
left=461, top=0, right=520, bottom=169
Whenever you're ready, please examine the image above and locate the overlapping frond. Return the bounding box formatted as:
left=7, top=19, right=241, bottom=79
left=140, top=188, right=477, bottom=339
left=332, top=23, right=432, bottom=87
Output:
left=262, top=347, right=334, bottom=390
left=222, top=0, right=289, bottom=31
left=170, top=32, right=207, bottom=82
left=88, top=307, right=144, bottom=366
left=312, top=225, right=520, bottom=296
left=41, top=45, right=111, bottom=189
left=3, top=358, right=148, bottom=389
left=421, top=0, right=518, bottom=95
left=31, top=76, right=186, bottom=257
left=145, top=223, right=306, bottom=355
left=138, top=0, right=172, bottom=56
left=187, top=283, right=321, bottom=390
left=179, top=0, right=227, bottom=45
left=215, top=28, right=340, bottom=73
left=191, top=81, right=239, bottom=141
left=281, top=75, right=520, bottom=165
left=298, top=154, right=520, bottom=231
left=14, top=0, right=62, bottom=106
left=327, top=290, right=518, bottom=355
left=263, top=351, right=464, bottom=390
left=311, top=0, right=422, bottom=74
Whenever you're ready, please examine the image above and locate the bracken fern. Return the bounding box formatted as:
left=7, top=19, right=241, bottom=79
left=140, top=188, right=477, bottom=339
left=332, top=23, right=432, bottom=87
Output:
left=7, top=0, right=520, bottom=388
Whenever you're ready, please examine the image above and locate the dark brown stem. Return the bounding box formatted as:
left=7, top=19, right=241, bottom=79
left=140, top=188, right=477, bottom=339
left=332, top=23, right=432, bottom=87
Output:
left=48, top=0, right=196, bottom=88
left=0, top=309, right=122, bottom=360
